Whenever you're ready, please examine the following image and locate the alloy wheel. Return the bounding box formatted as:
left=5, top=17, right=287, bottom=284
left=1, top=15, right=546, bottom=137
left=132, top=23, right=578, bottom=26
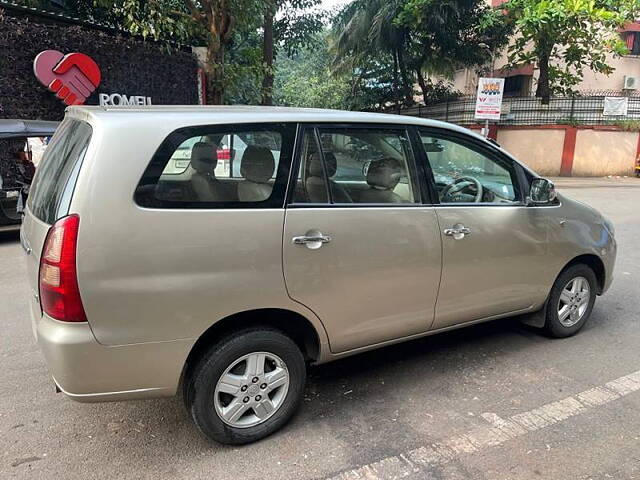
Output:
left=213, top=351, right=290, bottom=428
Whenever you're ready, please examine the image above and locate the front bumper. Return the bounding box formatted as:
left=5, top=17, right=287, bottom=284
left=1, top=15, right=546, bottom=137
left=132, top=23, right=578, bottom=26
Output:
left=36, top=313, right=194, bottom=403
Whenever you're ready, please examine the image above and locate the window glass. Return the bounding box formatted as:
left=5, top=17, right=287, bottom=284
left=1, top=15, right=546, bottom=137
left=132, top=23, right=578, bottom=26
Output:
left=27, top=119, right=92, bottom=224
left=294, top=128, right=419, bottom=204
left=419, top=131, right=520, bottom=204
left=294, top=130, right=327, bottom=203
left=135, top=124, right=293, bottom=208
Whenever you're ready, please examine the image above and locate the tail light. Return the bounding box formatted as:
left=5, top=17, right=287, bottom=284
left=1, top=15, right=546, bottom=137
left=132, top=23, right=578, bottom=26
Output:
left=39, top=214, right=87, bottom=322
left=216, top=148, right=232, bottom=160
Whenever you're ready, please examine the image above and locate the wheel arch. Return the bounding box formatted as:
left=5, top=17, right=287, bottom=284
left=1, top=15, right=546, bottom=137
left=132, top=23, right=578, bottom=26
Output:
left=561, top=254, right=606, bottom=294
left=180, top=308, right=323, bottom=390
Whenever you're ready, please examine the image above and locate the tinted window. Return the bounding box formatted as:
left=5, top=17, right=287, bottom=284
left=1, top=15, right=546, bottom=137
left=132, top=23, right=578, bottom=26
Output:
left=293, top=127, right=419, bottom=204
left=27, top=120, right=92, bottom=224
left=419, top=130, right=520, bottom=204
left=135, top=123, right=295, bottom=209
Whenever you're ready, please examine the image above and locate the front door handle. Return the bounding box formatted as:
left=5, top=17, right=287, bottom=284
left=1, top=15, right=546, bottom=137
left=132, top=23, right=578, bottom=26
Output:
left=443, top=224, right=471, bottom=240
left=292, top=230, right=332, bottom=250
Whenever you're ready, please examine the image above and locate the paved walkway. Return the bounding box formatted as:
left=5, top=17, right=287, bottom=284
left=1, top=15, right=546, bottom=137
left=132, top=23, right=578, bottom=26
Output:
left=550, top=176, right=640, bottom=188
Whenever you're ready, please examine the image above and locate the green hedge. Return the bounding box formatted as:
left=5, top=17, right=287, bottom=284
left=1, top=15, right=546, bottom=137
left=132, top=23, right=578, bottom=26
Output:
left=0, top=8, right=199, bottom=121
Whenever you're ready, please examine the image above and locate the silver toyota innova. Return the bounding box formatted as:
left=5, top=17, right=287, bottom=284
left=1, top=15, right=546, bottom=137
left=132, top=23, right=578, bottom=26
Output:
left=21, top=106, right=616, bottom=444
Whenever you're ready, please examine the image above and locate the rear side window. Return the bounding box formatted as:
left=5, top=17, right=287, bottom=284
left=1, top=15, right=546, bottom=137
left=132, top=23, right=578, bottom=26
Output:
left=27, top=120, right=92, bottom=224
left=135, top=123, right=296, bottom=209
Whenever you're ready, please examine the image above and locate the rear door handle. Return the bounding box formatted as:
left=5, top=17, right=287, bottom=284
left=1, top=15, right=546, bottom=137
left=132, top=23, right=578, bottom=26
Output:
left=443, top=224, right=471, bottom=240
left=292, top=231, right=331, bottom=250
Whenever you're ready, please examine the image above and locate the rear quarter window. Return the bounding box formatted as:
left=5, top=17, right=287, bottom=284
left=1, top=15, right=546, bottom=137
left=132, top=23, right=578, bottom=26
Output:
left=27, top=120, right=92, bottom=224
left=134, top=123, right=295, bottom=209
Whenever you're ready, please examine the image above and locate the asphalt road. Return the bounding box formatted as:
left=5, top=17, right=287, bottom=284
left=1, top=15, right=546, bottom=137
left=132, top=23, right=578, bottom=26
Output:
left=1, top=179, right=639, bottom=480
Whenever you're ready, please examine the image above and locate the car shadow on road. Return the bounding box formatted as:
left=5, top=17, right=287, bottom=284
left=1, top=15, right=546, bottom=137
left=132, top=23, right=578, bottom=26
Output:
left=60, top=316, right=548, bottom=463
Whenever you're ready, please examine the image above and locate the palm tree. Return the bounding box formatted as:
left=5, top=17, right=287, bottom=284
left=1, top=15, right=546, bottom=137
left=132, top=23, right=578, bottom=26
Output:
left=332, top=0, right=413, bottom=108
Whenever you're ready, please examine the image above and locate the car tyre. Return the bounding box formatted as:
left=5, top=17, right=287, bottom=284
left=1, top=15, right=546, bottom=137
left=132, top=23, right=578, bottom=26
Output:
left=185, top=328, right=306, bottom=445
left=544, top=264, right=597, bottom=338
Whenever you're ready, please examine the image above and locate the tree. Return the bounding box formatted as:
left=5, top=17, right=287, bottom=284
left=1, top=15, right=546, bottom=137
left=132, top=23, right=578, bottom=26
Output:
left=504, top=0, right=639, bottom=101
left=273, top=32, right=352, bottom=109
left=261, top=0, right=324, bottom=105
left=332, top=0, right=413, bottom=108
left=396, top=0, right=512, bottom=105
left=332, top=0, right=511, bottom=107
left=115, top=0, right=261, bottom=104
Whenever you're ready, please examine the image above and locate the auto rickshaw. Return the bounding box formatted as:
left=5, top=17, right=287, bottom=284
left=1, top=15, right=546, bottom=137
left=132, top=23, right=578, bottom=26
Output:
left=0, top=119, right=59, bottom=232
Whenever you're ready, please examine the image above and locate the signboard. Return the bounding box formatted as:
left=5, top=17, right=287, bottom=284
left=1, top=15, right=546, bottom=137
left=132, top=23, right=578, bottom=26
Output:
left=98, top=93, right=152, bottom=106
left=474, top=77, right=505, bottom=121
left=33, top=51, right=152, bottom=107
left=603, top=97, right=628, bottom=116
left=34, top=50, right=101, bottom=106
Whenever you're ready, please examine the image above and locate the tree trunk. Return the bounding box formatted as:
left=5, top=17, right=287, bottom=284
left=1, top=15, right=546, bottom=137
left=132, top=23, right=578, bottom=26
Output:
left=416, top=68, right=430, bottom=105
left=261, top=2, right=275, bottom=106
left=536, top=49, right=552, bottom=104
left=206, top=40, right=225, bottom=105
left=392, top=51, right=400, bottom=112
left=201, top=0, right=235, bottom=105
left=397, top=47, right=411, bottom=105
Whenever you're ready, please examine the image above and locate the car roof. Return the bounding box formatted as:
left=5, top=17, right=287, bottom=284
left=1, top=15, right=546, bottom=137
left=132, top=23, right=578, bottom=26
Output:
left=66, top=104, right=481, bottom=137
left=0, top=119, right=60, bottom=139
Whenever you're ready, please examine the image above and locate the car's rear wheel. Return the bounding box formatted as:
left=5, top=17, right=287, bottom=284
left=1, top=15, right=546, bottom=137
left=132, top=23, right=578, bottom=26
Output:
left=544, top=264, right=597, bottom=338
left=185, top=328, right=306, bottom=445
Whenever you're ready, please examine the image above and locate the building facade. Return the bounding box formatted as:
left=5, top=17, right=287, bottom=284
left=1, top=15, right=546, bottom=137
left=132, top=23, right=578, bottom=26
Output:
left=447, top=0, right=640, bottom=96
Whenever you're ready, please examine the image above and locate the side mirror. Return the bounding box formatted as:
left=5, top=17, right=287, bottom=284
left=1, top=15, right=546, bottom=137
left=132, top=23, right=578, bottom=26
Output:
left=527, top=178, right=557, bottom=205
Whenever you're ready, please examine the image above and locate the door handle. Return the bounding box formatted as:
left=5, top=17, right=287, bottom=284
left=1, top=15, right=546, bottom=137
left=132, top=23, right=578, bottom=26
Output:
left=292, top=231, right=332, bottom=250
left=443, top=224, right=471, bottom=240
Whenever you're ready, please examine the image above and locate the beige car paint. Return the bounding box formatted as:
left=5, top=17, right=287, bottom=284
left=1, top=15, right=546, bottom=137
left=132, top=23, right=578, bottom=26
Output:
left=21, top=106, right=616, bottom=402
left=283, top=207, right=442, bottom=353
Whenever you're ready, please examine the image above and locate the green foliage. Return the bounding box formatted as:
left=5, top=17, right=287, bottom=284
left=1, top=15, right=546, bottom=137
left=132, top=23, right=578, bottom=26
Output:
left=607, top=119, right=640, bottom=131
left=275, top=0, right=324, bottom=56
left=331, top=0, right=512, bottom=108
left=505, top=0, right=639, bottom=99
left=273, top=33, right=352, bottom=109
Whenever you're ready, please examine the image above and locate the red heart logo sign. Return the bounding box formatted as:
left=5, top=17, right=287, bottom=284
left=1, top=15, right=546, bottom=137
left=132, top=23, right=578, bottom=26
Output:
left=33, top=50, right=101, bottom=106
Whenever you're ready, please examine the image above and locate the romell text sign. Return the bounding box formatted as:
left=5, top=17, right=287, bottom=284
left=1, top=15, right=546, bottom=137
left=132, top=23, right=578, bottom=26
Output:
left=475, top=77, right=505, bottom=121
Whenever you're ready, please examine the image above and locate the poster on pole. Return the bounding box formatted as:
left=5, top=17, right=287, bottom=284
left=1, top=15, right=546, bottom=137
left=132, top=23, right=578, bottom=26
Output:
left=474, top=77, right=505, bottom=121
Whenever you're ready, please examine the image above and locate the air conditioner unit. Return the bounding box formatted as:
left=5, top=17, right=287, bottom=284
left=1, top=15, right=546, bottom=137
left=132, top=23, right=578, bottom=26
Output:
left=623, top=75, right=639, bottom=90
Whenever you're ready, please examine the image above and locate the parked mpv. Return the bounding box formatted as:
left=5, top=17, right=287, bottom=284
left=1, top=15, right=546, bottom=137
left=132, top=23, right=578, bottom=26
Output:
left=21, top=106, right=616, bottom=445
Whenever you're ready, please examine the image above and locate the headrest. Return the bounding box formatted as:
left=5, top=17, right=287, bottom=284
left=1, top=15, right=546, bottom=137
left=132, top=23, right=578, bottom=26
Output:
left=366, top=158, right=402, bottom=190
left=306, top=152, right=323, bottom=177
left=240, top=145, right=275, bottom=183
left=190, top=142, right=218, bottom=174
left=306, top=151, right=337, bottom=178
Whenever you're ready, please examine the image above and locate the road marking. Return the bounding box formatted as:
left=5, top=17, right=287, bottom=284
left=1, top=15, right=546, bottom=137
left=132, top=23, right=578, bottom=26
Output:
left=324, top=369, right=640, bottom=480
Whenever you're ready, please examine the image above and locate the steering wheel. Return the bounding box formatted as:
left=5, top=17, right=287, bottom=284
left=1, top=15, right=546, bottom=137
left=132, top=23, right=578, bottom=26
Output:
left=441, top=176, right=483, bottom=203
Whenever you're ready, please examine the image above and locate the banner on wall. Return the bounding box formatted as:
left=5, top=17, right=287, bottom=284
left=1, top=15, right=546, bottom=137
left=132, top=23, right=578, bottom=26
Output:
left=603, top=97, right=629, bottom=116
left=474, top=77, right=505, bottom=121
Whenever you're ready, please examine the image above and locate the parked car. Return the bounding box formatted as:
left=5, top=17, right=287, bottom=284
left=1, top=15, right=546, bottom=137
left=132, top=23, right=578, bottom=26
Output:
left=21, top=106, right=616, bottom=445
left=0, top=119, right=58, bottom=231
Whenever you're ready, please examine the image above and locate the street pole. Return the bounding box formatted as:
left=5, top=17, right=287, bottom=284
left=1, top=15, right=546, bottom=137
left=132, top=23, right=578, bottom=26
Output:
left=483, top=48, right=496, bottom=138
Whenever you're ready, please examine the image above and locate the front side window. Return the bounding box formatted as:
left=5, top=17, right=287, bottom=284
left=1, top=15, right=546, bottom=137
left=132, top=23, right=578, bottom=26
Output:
left=419, top=130, right=520, bottom=204
left=293, top=127, right=419, bottom=204
left=135, top=123, right=295, bottom=208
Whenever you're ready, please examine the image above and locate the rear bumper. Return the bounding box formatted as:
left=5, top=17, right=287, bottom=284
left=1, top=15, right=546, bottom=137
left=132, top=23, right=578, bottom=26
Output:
left=36, top=313, right=194, bottom=403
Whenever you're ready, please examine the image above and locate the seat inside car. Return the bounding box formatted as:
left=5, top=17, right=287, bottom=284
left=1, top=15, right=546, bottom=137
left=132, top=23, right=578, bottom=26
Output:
left=190, top=142, right=235, bottom=201
left=358, top=158, right=405, bottom=203
left=305, top=152, right=352, bottom=203
left=237, top=145, right=275, bottom=202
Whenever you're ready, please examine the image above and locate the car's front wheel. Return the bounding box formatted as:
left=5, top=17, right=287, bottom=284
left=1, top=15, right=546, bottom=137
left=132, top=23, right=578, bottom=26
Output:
left=185, top=328, right=306, bottom=445
left=544, top=264, right=597, bottom=338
